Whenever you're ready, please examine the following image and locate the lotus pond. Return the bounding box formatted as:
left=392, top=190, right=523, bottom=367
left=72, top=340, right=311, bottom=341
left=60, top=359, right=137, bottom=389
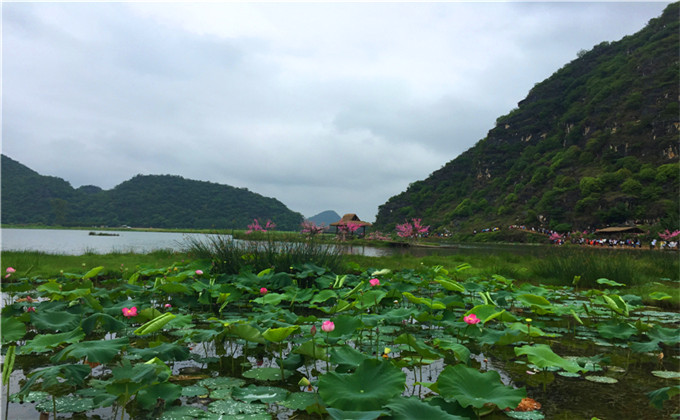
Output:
left=1, top=259, right=679, bottom=420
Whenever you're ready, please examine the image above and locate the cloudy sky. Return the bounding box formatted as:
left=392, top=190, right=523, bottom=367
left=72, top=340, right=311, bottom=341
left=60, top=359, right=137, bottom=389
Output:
left=2, top=2, right=671, bottom=222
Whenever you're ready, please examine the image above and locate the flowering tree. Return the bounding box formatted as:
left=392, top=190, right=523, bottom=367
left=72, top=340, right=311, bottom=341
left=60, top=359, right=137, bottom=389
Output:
left=395, top=218, right=429, bottom=242
left=246, top=219, right=276, bottom=234
left=301, top=221, right=326, bottom=236
left=337, top=221, right=362, bottom=241
left=658, top=229, right=680, bottom=241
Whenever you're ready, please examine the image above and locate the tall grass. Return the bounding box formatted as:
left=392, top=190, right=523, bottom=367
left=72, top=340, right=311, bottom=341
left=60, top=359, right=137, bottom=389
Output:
left=183, top=233, right=345, bottom=274
left=532, top=248, right=679, bottom=288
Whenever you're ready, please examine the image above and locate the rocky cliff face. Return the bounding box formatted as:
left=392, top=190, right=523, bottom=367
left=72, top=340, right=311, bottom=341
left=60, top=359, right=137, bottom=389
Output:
left=375, top=3, right=679, bottom=232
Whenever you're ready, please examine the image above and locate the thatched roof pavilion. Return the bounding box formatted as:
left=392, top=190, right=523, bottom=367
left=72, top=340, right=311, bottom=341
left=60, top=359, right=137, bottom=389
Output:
left=330, top=213, right=372, bottom=235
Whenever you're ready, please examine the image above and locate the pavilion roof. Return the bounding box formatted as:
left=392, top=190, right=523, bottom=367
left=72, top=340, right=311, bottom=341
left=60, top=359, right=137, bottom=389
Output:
left=330, top=213, right=372, bottom=227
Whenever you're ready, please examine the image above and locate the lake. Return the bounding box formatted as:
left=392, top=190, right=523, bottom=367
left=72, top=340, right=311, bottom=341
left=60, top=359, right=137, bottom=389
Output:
left=1, top=228, right=548, bottom=258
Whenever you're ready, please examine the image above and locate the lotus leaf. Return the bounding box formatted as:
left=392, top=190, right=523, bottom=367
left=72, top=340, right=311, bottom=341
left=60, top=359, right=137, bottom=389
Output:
left=231, top=385, right=289, bottom=403
left=584, top=375, right=618, bottom=384
left=20, top=328, right=85, bottom=354
left=197, top=377, right=246, bottom=389
left=228, top=323, right=266, bottom=344
left=514, top=344, right=583, bottom=373
left=432, top=339, right=470, bottom=363
left=435, top=278, right=465, bottom=293
left=651, top=371, right=680, bottom=379
left=394, top=333, right=442, bottom=360
left=160, top=406, right=211, bottom=419
left=51, top=337, right=129, bottom=364
left=329, top=345, right=370, bottom=370
left=328, top=314, right=362, bottom=338
left=318, top=359, right=406, bottom=411
left=30, top=310, right=80, bottom=332
left=19, top=364, right=91, bottom=397
left=505, top=410, right=545, bottom=420
left=326, top=408, right=387, bottom=420
left=293, top=339, right=329, bottom=361
left=516, top=294, right=554, bottom=315
left=385, top=396, right=468, bottom=420
left=262, top=326, right=299, bottom=342
left=309, top=289, right=338, bottom=304
left=647, top=385, right=680, bottom=409
left=647, top=325, right=680, bottom=345
left=648, top=291, right=672, bottom=300
left=81, top=313, right=126, bottom=334
left=180, top=385, right=209, bottom=397
left=436, top=364, right=526, bottom=410
left=242, top=367, right=288, bottom=381
left=281, top=392, right=318, bottom=410
left=596, top=321, right=637, bottom=340
left=253, top=292, right=286, bottom=306
left=35, top=395, right=95, bottom=413
left=596, top=278, right=625, bottom=287
left=129, top=342, right=191, bottom=361
left=136, top=382, right=182, bottom=409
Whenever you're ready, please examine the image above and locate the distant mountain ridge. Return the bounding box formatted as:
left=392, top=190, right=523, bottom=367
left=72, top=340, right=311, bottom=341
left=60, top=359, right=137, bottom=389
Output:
left=375, top=3, right=679, bottom=233
left=307, top=210, right=341, bottom=228
left=1, top=154, right=304, bottom=230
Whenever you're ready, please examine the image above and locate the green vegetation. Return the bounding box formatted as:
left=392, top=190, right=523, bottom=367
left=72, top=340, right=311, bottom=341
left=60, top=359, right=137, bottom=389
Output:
left=376, top=3, right=679, bottom=233
left=2, top=246, right=678, bottom=419
left=1, top=155, right=304, bottom=230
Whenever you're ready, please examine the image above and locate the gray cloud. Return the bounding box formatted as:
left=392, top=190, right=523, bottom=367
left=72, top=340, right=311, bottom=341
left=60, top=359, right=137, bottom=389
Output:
left=2, top=2, right=671, bottom=222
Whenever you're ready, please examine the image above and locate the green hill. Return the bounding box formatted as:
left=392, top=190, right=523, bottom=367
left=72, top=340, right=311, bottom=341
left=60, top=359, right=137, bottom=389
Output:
left=1, top=155, right=304, bottom=230
left=375, top=3, right=679, bottom=234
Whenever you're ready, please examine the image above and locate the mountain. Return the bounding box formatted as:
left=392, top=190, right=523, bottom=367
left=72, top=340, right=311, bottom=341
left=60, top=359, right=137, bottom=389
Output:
left=1, top=155, right=304, bottom=230
left=307, top=210, right=341, bottom=228
left=375, top=3, right=679, bottom=233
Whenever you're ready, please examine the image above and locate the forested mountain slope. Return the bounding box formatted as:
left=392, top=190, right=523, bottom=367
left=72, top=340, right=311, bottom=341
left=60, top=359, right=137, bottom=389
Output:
left=1, top=155, right=304, bottom=230
left=375, top=3, right=679, bottom=233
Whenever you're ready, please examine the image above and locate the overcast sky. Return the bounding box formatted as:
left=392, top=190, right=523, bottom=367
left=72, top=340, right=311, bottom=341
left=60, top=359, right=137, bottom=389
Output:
left=2, top=2, right=672, bottom=222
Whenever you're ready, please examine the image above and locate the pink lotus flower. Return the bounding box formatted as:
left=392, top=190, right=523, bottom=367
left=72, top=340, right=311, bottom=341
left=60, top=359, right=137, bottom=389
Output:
left=260, top=287, right=268, bottom=295
left=321, top=320, right=335, bottom=333
left=310, top=325, right=317, bottom=336
left=164, top=303, right=172, bottom=308
left=195, top=269, right=203, bottom=276
left=26, top=307, right=35, bottom=313
left=122, top=307, right=138, bottom=318
left=5, top=267, right=16, bottom=278
left=463, top=314, right=481, bottom=325
left=369, top=278, right=380, bottom=287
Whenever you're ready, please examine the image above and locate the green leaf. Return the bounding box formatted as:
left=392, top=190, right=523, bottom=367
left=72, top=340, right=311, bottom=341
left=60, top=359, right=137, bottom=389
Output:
left=2, top=345, right=16, bottom=386
left=436, top=364, right=526, bottom=410
left=19, top=364, right=91, bottom=397
left=51, top=337, right=129, bottom=364
left=326, top=408, right=386, bottom=420
left=20, top=328, right=86, bottom=354
left=310, top=289, right=338, bottom=305
left=262, top=326, right=299, bottom=343
left=318, top=359, right=405, bottom=411
left=134, top=312, right=176, bottom=336
left=35, top=396, right=94, bottom=413
left=129, top=342, right=191, bottom=362
left=514, top=344, right=583, bottom=373
left=231, top=385, right=289, bottom=403
left=242, top=367, right=287, bottom=381
left=1, top=317, right=26, bottom=344
left=651, top=371, right=680, bottom=379
left=596, top=278, right=625, bottom=287
left=281, top=392, right=318, bottom=411
left=648, top=292, right=672, bottom=301
left=82, top=266, right=104, bottom=280
left=31, top=310, right=80, bottom=332
left=136, top=382, right=182, bottom=409
left=516, top=294, right=554, bottom=315
left=329, top=345, right=369, bottom=369
left=386, top=396, right=468, bottom=420
left=394, top=333, right=441, bottom=360
left=435, top=278, right=465, bottom=293
left=292, top=339, right=328, bottom=361
left=81, top=313, right=126, bottom=335
left=647, top=385, right=680, bottom=409
left=228, top=323, right=265, bottom=344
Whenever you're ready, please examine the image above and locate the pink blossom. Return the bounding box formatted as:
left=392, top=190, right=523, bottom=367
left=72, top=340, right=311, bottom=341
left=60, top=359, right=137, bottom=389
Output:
left=301, top=221, right=325, bottom=235
left=260, top=287, right=268, bottom=295
left=164, top=303, right=172, bottom=308
left=6, top=267, right=16, bottom=273
left=26, top=307, right=36, bottom=313
left=321, top=320, right=335, bottom=333
left=463, top=314, right=481, bottom=325
left=310, top=325, right=317, bottom=336
left=396, top=218, right=429, bottom=240
left=369, top=278, right=380, bottom=287
left=195, top=269, right=203, bottom=276
left=659, top=229, right=680, bottom=240
left=122, top=307, right=138, bottom=318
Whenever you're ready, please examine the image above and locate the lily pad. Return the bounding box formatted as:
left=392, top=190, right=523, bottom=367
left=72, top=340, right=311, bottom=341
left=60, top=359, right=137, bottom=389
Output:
left=651, top=371, right=680, bottom=379
left=281, top=392, right=318, bottom=410
left=36, top=396, right=94, bottom=413
left=557, top=371, right=581, bottom=378
left=242, top=367, right=287, bottom=381
left=160, top=406, right=210, bottom=420
left=436, top=364, right=526, bottom=410
left=231, top=385, right=288, bottom=403
left=208, top=399, right=267, bottom=415
left=515, top=344, right=583, bottom=373
left=505, top=411, right=546, bottom=420
left=584, top=375, right=618, bottom=384
left=181, top=385, right=209, bottom=397
left=198, top=377, right=246, bottom=389
left=318, top=359, right=406, bottom=411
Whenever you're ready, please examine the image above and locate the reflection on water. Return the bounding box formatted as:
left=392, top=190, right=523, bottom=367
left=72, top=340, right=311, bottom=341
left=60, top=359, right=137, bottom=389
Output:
left=2, top=228, right=548, bottom=258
